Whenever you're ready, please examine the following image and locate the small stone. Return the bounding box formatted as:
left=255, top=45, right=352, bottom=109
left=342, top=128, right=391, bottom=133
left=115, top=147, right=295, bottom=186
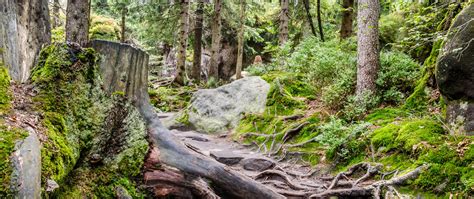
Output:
left=115, top=186, right=133, bottom=199
left=210, top=151, right=244, bottom=166
left=241, top=158, right=275, bottom=171
left=89, top=153, right=102, bottom=164
left=46, top=179, right=59, bottom=192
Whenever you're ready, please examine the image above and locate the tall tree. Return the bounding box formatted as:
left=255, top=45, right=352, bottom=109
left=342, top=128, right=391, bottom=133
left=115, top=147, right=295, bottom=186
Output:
left=235, top=0, right=246, bottom=80
left=316, top=0, right=325, bottom=42
left=52, top=0, right=61, bottom=28
left=174, top=0, right=190, bottom=85
left=279, top=0, right=289, bottom=45
left=66, top=0, right=91, bottom=46
left=209, top=0, right=222, bottom=80
left=340, top=0, right=355, bottom=39
left=120, top=5, right=128, bottom=43
left=356, top=0, right=380, bottom=96
left=303, top=0, right=317, bottom=37
left=191, top=0, right=204, bottom=83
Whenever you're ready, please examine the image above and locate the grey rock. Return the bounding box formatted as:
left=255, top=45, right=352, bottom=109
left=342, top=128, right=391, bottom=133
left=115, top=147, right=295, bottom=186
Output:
left=46, top=179, right=59, bottom=192
left=210, top=151, right=244, bottom=166
left=241, top=158, right=275, bottom=171
left=115, top=185, right=133, bottom=199
left=10, top=128, right=41, bottom=199
left=436, top=5, right=474, bottom=134
left=0, top=0, right=51, bottom=82
left=175, top=77, right=270, bottom=134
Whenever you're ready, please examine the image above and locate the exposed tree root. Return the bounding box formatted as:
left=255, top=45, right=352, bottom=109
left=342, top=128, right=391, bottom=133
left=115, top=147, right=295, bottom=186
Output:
left=139, top=102, right=285, bottom=198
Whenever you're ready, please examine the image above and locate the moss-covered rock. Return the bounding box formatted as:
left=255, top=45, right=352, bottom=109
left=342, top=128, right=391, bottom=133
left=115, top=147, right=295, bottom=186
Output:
left=0, top=126, right=27, bottom=197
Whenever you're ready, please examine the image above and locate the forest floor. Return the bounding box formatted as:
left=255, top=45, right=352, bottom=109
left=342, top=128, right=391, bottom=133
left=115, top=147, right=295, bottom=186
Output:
left=150, top=112, right=423, bottom=198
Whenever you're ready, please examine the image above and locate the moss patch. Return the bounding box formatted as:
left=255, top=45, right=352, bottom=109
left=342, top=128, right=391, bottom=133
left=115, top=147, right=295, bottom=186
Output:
left=149, top=86, right=195, bottom=112
left=0, top=65, right=11, bottom=115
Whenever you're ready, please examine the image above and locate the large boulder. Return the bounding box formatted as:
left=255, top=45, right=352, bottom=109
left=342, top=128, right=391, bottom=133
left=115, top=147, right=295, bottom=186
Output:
left=436, top=4, right=474, bottom=134
left=0, top=0, right=51, bottom=82
left=170, top=77, right=270, bottom=134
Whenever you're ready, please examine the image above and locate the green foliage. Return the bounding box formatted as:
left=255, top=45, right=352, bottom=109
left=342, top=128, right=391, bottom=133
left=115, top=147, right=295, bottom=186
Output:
left=263, top=72, right=315, bottom=116
left=0, top=64, right=11, bottom=115
left=379, top=11, right=404, bottom=47
left=378, top=51, right=421, bottom=104
left=89, top=14, right=121, bottom=41
left=51, top=26, right=65, bottom=43
left=0, top=126, right=27, bottom=197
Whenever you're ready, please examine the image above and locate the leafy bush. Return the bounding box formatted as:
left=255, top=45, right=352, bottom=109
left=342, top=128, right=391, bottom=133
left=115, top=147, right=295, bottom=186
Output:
left=377, top=51, right=421, bottom=104
left=89, top=15, right=120, bottom=41
left=379, top=12, right=404, bottom=48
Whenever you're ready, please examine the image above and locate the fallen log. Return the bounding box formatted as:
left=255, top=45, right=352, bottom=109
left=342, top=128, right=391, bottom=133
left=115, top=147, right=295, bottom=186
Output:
left=138, top=102, right=284, bottom=198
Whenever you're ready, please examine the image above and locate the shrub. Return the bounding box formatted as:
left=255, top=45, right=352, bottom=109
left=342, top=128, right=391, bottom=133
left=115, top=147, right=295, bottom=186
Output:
left=89, top=15, right=120, bottom=41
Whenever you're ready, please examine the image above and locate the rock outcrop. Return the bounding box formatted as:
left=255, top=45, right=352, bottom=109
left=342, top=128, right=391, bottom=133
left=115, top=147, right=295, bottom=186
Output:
left=436, top=4, right=474, bottom=134
left=0, top=0, right=51, bottom=82
left=89, top=40, right=149, bottom=104
left=170, top=77, right=270, bottom=134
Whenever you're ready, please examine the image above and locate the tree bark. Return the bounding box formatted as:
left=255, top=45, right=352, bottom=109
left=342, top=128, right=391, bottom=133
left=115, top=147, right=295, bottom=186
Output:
left=316, top=0, right=325, bottom=42
left=52, top=0, right=61, bottom=28
left=356, top=0, right=380, bottom=96
left=191, top=0, right=204, bottom=83
left=120, top=6, right=127, bottom=43
left=209, top=0, right=222, bottom=81
left=279, top=0, right=289, bottom=46
left=303, top=0, right=317, bottom=37
left=174, top=0, right=190, bottom=85
left=66, top=0, right=91, bottom=46
left=235, top=0, right=246, bottom=80
left=340, top=0, right=355, bottom=39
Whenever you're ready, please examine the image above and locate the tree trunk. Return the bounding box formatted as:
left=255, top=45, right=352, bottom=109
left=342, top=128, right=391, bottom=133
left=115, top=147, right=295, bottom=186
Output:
left=356, top=0, right=380, bottom=96
left=174, top=0, right=190, bottom=85
left=192, top=0, right=204, bottom=83
left=235, top=0, right=246, bottom=80
left=316, top=0, right=325, bottom=42
left=279, top=0, right=289, bottom=46
left=303, top=0, right=317, bottom=37
left=340, top=0, right=354, bottom=39
left=209, top=0, right=222, bottom=81
left=52, top=0, right=60, bottom=28
left=66, top=0, right=90, bottom=46
left=120, top=6, right=127, bottom=43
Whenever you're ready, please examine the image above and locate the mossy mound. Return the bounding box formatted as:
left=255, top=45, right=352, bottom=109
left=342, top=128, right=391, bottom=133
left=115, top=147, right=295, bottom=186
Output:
left=330, top=109, right=474, bottom=195
left=262, top=72, right=315, bottom=116
left=149, top=86, right=195, bottom=112
left=32, top=43, right=148, bottom=197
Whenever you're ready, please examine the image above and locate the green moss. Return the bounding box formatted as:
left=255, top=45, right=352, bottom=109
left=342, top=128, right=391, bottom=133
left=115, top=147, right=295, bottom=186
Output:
left=41, top=112, right=77, bottom=183
left=149, top=86, right=195, bottom=112
left=365, top=107, right=408, bottom=126
left=0, top=126, right=28, bottom=197
left=404, top=39, right=443, bottom=110
left=0, top=65, right=11, bottom=115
